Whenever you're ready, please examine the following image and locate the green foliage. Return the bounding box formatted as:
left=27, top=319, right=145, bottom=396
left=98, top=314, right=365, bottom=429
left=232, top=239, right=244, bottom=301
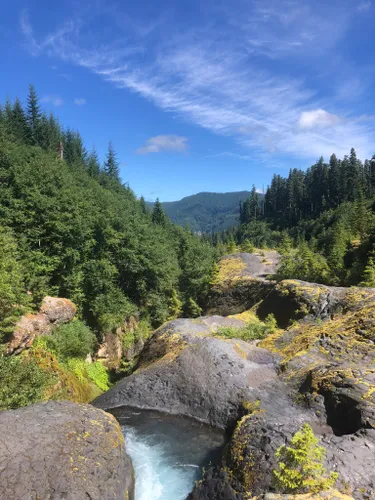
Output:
left=0, top=87, right=216, bottom=338
left=360, top=254, right=375, bottom=287
left=183, top=297, right=203, bottom=318
left=273, top=423, right=338, bottom=493
left=168, top=289, right=183, bottom=320
left=86, top=361, right=110, bottom=391
left=240, top=239, right=255, bottom=253
left=274, top=244, right=332, bottom=285
left=0, top=355, right=54, bottom=410
left=0, top=226, right=29, bottom=341
left=216, top=314, right=277, bottom=341
left=50, top=320, right=96, bottom=359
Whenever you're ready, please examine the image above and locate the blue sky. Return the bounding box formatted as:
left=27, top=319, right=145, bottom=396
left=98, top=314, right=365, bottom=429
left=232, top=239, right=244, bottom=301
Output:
left=1, top=0, right=375, bottom=201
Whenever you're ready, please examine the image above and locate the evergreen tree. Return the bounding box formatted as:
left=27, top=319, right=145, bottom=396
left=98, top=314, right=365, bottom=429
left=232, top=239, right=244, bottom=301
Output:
left=152, top=199, right=168, bottom=226
left=26, top=84, right=41, bottom=144
left=139, top=196, right=149, bottom=214
left=87, top=148, right=101, bottom=178
left=104, top=141, right=120, bottom=180
left=11, top=98, right=28, bottom=142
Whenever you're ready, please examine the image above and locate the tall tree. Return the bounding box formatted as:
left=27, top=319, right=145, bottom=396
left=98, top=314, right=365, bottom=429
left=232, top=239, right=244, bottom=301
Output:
left=104, top=142, right=120, bottom=180
left=152, top=199, right=168, bottom=226
left=26, top=84, right=41, bottom=145
left=87, top=148, right=101, bottom=178
left=11, top=98, right=28, bottom=142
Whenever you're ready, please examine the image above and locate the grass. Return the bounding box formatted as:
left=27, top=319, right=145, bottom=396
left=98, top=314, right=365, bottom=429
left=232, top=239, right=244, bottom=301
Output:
left=216, top=314, right=277, bottom=341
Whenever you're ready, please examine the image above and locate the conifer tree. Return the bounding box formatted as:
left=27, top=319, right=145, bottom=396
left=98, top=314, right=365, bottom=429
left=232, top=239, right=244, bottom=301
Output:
left=11, top=98, right=28, bottom=142
left=87, top=148, right=101, bottom=178
left=139, top=196, right=149, bottom=214
left=104, top=141, right=120, bottom=180
left=152, top=198, right=167, bottom=226
left=26, top=84, right=41, bottom=144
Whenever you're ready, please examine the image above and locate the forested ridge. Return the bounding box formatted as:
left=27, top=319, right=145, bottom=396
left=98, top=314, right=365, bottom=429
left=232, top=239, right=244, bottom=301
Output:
left=216, top=150, right=375, bottom=287
left=0, top=85, right=216, bottom=343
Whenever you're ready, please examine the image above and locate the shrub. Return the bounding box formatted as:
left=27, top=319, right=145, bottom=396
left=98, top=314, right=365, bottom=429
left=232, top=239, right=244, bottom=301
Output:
left=51, top=320, right=96, bottom=359
left=240, top=239, right=255, bottom=254
left=183, top=297, right=203, bottom=318
left=273, top=423, right=338, bottom=493
left=86, top=362, right=110, bottom=391
left=0, top=355, right=54, bottom=410
left=216, top=314, right=277, bottom=341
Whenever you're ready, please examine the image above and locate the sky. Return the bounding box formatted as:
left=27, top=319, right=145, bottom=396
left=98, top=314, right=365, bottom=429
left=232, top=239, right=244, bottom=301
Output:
left=1, top=0, right=375, bottom=201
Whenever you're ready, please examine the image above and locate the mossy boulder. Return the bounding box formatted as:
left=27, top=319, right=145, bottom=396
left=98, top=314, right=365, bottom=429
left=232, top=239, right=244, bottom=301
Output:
left=206, top=252, right=279, bottom=316
left=257, top=280, right=375, bottom=328
left=94, top=315, right=281, bottom=428
left=0, top=400, right=134, bottom=500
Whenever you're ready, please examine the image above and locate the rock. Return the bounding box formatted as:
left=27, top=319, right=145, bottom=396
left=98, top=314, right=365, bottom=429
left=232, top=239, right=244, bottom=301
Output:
left=96, top=316, right=145, bottom=370
left=94, top=315, right=284, bottom=428
left=262, top=491, right=354, bottom=500
left=0, top=400, right=134, bottom=500
left=7, top=296, right=77, bottom=355
left=257, top=280, right=375, bottom=328
left=40, top=296, right=76, bottom=324
left=206, top=252, right=279, bottom=316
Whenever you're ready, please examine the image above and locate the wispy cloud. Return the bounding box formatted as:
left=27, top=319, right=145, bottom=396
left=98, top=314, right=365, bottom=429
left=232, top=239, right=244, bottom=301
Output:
left=20, top=1, right=375, bottom=161
left=357, top=1, right=372, bottom=12
left=74, top=98, right=86, bottom=106
left=208, top=152, right=252, bottom=161
left=41, top=95, right=64, bottom=107
left=137, top=135, right=188, bottom=154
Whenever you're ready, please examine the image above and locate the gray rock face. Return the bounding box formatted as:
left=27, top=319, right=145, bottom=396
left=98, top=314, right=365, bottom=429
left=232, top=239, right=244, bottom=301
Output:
left=0, top=401, right=134, bottom=500
left=94, top=316, right=282, bottom=428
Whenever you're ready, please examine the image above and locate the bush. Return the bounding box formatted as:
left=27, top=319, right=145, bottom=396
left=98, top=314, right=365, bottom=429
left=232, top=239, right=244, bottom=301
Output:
left=273, top=423, right=338, bottom=493
left=86, top=362, right=110, bottom=391
left=0, top=355, right=54, bottom=410
left=51, top=320, right=96, bottom=359
left=274, top=243, right=333, bottom=285
left=216, top=314, right=277, bottom=341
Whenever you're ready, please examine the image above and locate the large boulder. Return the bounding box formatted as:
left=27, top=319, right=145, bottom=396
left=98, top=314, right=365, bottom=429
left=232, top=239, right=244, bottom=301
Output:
left=257, top=279, right=375, bottom=328
left=0, top=400, right=134, bottom=500
left=7, top=296, right=76, bottom=355
left=94, top=315, right=285, bottom=428
left=206, top=252, right=279, bottom=316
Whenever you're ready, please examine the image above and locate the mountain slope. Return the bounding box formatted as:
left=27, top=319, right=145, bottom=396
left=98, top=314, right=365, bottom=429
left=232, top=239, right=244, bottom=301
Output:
left=155, top=191, right=252, bottom=233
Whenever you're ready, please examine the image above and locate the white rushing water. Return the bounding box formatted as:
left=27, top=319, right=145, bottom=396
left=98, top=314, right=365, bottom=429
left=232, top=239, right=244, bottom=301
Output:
left=114, top=408, right=226, bottom=500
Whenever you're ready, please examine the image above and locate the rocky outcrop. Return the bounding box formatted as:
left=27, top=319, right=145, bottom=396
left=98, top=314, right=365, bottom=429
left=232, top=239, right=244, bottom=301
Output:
left=7, top=296, right=76, bottom=355
left=257, top=279, right=375, bottom=328
left=94, top=315, right=286, bottom=428
left=97, top=316, right=144, bottom=370
left=206, top=252, right=279, bottom=316
left=0, top=400, right=134, bottom=500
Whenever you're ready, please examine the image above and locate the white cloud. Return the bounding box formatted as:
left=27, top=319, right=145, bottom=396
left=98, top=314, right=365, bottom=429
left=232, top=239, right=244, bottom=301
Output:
left=208, top=152, right=252, bottom=161
left=357, top=1, right=371, bottom=12
left=74, top=98, right=86, bottom=105
left=299, top=109, right=341, bottom=129
left=19, top=2, right=375, bottom=162
left=41, top=95, right=64, bottom=107
left=137, top=135, right=188, bottom=154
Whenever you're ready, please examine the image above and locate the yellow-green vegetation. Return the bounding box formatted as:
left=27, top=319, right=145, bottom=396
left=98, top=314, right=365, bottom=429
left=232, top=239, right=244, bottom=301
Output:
left=216, top=314, right=277, bottom=342
left=227, top=400, right=263, bottom=491
left=213, top=257, right=248, bottom=285
left=0, top=319, right=112, bottom=410
left=273, top=423, right=338, bottom=494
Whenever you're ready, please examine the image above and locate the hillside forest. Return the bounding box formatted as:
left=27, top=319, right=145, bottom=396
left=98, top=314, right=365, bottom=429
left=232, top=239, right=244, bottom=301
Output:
left=214, top=150, right=375, bottom=287
left=0, top=86, right=217, bottom=408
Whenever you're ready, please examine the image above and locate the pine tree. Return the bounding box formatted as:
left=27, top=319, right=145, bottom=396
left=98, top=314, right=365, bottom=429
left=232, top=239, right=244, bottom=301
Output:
left=360, top=254, right=375, bottom=287
left=11, top=98, right=28, bottom=142
left=104, top=141, right=120, bottom=180
left=273, top=423, right=338, bottom=493
left=139, top=196, right=149, bottom=214
left=87, top=148, right=101, bottom=178
left=26, top=84, right=41, bottom=145
left=152, top=198, right=168, bottom=226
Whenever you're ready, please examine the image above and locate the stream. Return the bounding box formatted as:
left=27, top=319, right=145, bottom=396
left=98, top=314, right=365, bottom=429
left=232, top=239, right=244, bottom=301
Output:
left=110, top=407, right=227, bottom=500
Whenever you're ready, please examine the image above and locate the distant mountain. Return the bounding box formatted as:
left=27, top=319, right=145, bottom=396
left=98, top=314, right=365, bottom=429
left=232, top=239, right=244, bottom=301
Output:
left=150, top=191, right=253, bottom=233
